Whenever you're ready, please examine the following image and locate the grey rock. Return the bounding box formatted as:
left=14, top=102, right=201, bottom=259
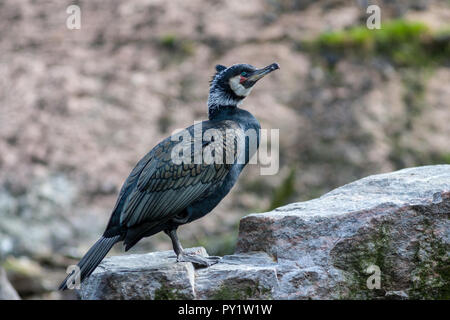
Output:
left=0, top=267, right=20, bottom=300
left=81, top=165, right=449, bottom=299
left=237, top=165, right=450, bottom=299
left=195, top=252, right=278, bottom=299
left=81, top=247, right=203, bottom=300
left=0, top=174, right=104, bottom=259
left=385, top=290, right=409, bottom=300
left=81, top=248, right=278, bottom=300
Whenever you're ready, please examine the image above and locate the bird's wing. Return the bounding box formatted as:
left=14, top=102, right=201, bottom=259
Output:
left=120, top=120, right=243, bottom=227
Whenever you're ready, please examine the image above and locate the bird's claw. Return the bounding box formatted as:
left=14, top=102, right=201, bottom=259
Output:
left=177, top=253, right=221, bottom=268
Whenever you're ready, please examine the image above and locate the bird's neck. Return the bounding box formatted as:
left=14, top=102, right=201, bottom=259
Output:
left=208, top=103, right=237, bottom=120
left=208, top=104, right=260, bottom=133
left=208, top=86, right=244, bottom=120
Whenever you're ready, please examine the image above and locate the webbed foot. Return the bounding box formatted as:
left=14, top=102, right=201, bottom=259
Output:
left=177, top=253, right=221, bottom=268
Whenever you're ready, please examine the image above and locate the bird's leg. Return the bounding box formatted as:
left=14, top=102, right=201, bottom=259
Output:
left=166, top=228, right=184, bottom=256
left=165, top=228, right=221, bottom=268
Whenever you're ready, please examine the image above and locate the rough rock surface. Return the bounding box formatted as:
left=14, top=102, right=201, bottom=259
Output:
left=0, top=267, right=20, bottom=300
left=81, top=248, right=278, bottom=300
left=237, top=165, right=450, bottom=299
left=81, top=165, right=449, bottom=299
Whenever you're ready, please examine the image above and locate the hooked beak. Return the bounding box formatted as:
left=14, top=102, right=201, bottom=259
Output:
left=243, top=63, right=280, bottom=88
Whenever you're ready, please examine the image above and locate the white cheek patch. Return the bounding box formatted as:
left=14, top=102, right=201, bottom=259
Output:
left=229, top=75, right=253, bottom=97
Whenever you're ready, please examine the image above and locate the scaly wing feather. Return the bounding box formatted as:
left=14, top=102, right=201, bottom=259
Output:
left=120, top=120, right=243, bottom=227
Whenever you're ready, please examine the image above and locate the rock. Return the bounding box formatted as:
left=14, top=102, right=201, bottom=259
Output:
left=81, top=165, right=449, bottom=299
left=0, top=267, right=20, bottom=300
left=0, top=175, right=81, bottom=258
left=81, top=248, right=278, bottom=300
left=81, top=248, right=201, bottom=300
left=237, top=165, right=450, bottom=299
left=385, top=290, right=409, bottom=300
left=2, top=256, right=57, bottom=298
left=195, top=252, right=278, bottom=300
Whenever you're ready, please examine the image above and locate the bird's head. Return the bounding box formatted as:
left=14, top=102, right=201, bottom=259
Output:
left=208, top=62, right=280, bottom=119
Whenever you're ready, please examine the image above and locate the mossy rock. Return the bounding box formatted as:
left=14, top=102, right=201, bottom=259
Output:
left=307, top=19, right=450, bottom=68
left=154, top=283, right=192, bottom=300
left=212, top=281, right=272, bottom=300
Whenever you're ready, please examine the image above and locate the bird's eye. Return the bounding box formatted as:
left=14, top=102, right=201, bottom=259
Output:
left=240, top=72, right=248, bottom=77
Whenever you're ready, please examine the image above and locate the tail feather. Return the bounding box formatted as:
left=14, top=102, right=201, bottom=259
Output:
left=59, top=235, right=120, bottom=291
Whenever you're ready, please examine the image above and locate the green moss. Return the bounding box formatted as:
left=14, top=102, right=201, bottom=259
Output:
left=242, top=178, right=273, bottom=196
left=430, top=153, right=450, bottom=165
left=314, top=20, right=428, bottom=48
left=402, top=70, right=427, bottom=120
left=159, top=34, right=177, bottom=48
left=157, top=33, right=196, bottom=67
left=308, top=19, right=450, bottom=68
left=353, top=225, right=393, bottom=299
left=334, top=214, right=449, bottom=300
left=387, top=68, right=448, bottom=170
left=267, top=0, right=314, bottom=13
left=409, top=216, right=450, bottom=299
left=2, top=257, right=41, bottom=277
left=157, top=112, right=173, bottom=134
left=212, top=286, right=247, bottom=300
left=389, top=145, right=450, bottom=170
left=268, top=167, right=296, bottom=211
left=154, top=284, right=190, bottom=300
left=333, top=223, right=394, bottom=299
left=159, top=34, right=195, bottom=57
left=212, top=282, right=272, bottom=300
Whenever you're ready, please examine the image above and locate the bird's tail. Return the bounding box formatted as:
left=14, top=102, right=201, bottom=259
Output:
left=58, top=235, right=120, bottom=291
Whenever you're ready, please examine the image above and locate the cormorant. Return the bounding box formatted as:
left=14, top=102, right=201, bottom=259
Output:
left=59, top=62, right=280, bottom=290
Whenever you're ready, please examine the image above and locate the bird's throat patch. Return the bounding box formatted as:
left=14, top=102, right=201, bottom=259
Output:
left=229, top=75, right=252, bottom=97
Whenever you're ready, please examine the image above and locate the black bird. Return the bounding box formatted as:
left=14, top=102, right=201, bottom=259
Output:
left=59, top=62, right=280, bottom=290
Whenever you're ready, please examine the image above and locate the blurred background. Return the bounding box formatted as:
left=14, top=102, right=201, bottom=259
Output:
left=0, top=0, right=449, bottom=299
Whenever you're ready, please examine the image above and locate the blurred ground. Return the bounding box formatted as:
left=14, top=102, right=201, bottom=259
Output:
left=0, top=0, right=449, bottom=299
